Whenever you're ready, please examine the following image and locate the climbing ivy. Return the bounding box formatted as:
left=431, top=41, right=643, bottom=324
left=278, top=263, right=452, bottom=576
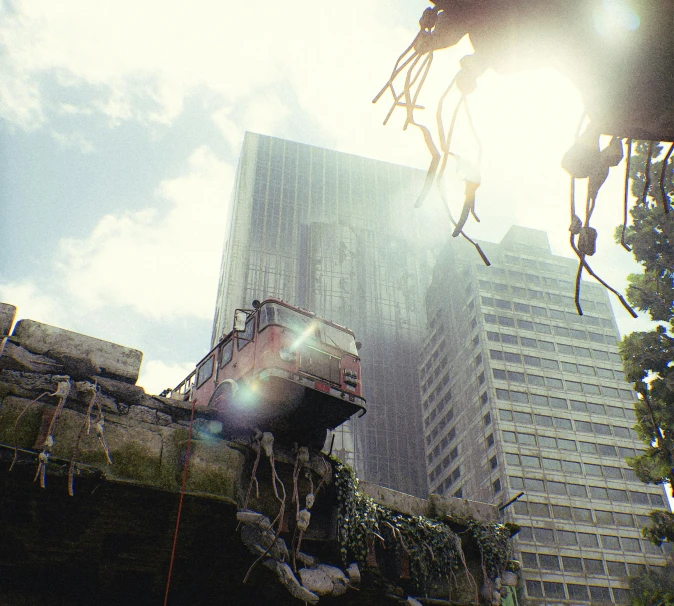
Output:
left=334, top=459, right=459, bottom=592
left=466, top=519, right=512, bottom=579
left=333, top=459, right=516, bottom=594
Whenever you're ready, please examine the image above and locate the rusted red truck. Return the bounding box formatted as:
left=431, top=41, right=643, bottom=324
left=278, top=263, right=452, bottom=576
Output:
left=167, top=299, right=366, bottom=449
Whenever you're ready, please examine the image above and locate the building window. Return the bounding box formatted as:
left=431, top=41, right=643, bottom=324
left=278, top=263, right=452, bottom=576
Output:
left=526, top=581, right=543, bottom=598
left=492, top=478, right=501, bottom=494
left=483, top=412, right=491, bottom=426
left=543, top=582, right=565, bottom=599
left=567, top=584, right=589, bottom=601
left=489, top=455, right=498, bottom=470
left=486, top=434, right=494, bottom=448
left=589, top=586, right=612, bottom=603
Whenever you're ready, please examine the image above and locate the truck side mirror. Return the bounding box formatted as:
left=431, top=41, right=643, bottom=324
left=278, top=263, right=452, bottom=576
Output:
left=233, top=310, right=248, bottom=332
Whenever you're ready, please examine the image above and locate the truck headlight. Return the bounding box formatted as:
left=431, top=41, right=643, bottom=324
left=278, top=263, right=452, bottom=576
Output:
left=280, top=348, right=296, bottom=362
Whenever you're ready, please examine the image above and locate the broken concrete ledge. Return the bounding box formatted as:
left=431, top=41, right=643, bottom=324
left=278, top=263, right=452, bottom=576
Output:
left=12, top=319, right=143, bottom=384
left=360, top=481, right=499, bottom=524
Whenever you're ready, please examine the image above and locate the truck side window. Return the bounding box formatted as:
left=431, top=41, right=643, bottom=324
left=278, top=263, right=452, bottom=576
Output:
left=220, top=340, right=234, bottom=367
left=238, top=316, right=255, bottom=350
left=196, top=355, right=215, bottom=388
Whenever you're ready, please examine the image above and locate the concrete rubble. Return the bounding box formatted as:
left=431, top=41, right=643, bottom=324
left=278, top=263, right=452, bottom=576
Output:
left=0, top=302, right=517, bottom=605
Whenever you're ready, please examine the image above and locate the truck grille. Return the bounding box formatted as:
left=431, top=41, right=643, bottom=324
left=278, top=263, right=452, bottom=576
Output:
left=299, top=346, right=341, bottom=385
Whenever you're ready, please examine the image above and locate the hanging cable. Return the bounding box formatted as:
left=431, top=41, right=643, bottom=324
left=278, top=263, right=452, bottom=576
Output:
left=621, top=139, right=633, bottom=251
left=660, top=142, right=674, bottom=213
left=163, top=396, right=197, bottom=606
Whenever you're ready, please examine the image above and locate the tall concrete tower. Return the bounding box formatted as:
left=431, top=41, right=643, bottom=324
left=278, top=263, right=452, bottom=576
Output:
left=212, top=132, right=446, bottom=497
left=421, top=225, right=671, bottom=603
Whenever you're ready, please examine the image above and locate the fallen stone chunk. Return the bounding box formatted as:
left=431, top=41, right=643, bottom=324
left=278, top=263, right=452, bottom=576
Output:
left=346, top=562, right=360, bottom=586
left=407, top=598, right=423, bottom=606
left=12, top=320, right=142, bottom=384
left=0, top=302, right=16, bottom=330
left=236, top=510, right=272, bottom=528
left=299, top=564, right=348, bottom=597
left=127, top=405, right=158, bottom=424
left=263, top=560, right=319, bottom=604
left=240, top=523, right=288, bottom=561
left=296, top=551, right=317, bottom=568
left=93, top=376, right=144, bottom=405
left=0, top=342, right=62, bottom=374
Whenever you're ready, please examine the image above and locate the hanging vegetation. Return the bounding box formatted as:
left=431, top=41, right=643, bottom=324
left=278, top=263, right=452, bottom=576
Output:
left=333, top=459, right=515, bottom=596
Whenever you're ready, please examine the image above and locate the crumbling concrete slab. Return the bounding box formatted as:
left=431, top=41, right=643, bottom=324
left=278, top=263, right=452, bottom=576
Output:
left=0, top=342, right=64, bottom=374
left=12, top=320, right=143, bottom=384
left=360, top=481, right=499, bottom=523
left=0, top=303, right=16, bottom=337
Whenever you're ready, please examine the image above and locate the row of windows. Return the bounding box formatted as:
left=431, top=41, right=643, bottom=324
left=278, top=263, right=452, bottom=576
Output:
left=525, top=580, right=626, bottom=603
left=484, top=313, right=616, bottom=345
left=521, top=551, right=655, bottom=578
left=513, top=500, right=650, bottom=529
left=425, top=405, right=454, bottom=444
left=496, top=388, right=635, bottom=419
left=499, top=409, right=638, bottom=440
left=517, top=524, right=657, bottom=555
left=419, top=348, right=448, bottom=386
left=509, top=476, right=666, bottom=507
left=475, top=263, right=581, bottom=295
left=486, top=330, right=621, bottom=363
left=492, top=368, right=633, bottom=400
left=429, top=446, right=459, bottom=483
left=427, top=427, right=457, bottom=463
left=504, top=451, right=638, bottom=483
left=421, top=331, right=445, bottom=361
left=435, top=466, right=461, bottom=494
left=421, top=370, right=449, bottom=403
left=500, top=428, right=640, bottom=458
left=477, top=260, right=608, bottom=302
left=490, top=349, right=627, bottom=381
left=481, top=294, right=612, bottom=329
left=479, top=277, right=609, bottom=314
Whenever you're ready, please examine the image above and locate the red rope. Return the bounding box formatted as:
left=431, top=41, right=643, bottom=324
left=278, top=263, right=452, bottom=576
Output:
left=163, top=398, right=197, bottom=606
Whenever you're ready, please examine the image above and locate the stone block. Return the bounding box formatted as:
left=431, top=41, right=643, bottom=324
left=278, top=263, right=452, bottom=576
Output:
left=0, top=342, right=63, bottom=374
left=0, top=303, right=16, bottom=337
left=298, top=564, right=348, bottom=597
left=12, top=320, right=142, bottom=384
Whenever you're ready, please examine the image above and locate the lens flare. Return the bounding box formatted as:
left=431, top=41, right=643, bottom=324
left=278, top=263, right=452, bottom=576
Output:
left=594, top=0, right=640, bottom=37
left=291, top=321, right=318, bottom=351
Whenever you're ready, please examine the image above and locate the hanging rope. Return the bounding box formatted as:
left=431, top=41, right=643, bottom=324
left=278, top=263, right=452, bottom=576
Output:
left=68, top=381, right=98, bottom=496
left=243, top=432, right=287, bottom=584
left=163, top=396, right=197, bottom=606
left=641, top=141, right=654, bottom=206
left=34, top=377, right=71, bottom=488
left=660, top=142, right=674, bottom=213
left=9, top=391, right=50, bottom=471
left=621, top=139, right=633, bottom=251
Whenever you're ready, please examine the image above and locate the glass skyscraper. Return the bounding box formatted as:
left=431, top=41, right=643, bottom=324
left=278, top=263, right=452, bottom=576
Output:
left=421, top=225, right=671, bottom=603
left=212, top=132, right=447, bottom=497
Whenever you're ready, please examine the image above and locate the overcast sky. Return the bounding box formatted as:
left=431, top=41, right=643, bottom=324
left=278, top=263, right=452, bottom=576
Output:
left=0, top=0, right=655, bottom=394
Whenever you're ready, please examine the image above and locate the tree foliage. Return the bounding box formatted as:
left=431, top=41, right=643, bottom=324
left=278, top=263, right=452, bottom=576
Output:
left=629, top=561, right=674, bottom=606
left=614, top=141, right=674, bottom=552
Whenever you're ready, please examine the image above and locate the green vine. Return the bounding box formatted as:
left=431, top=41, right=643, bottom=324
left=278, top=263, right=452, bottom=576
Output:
left=333, top=459, right=517, bottom=595
left=334, top=460, right=460, bottom=592
left=466, top=519, right=513, bottom=579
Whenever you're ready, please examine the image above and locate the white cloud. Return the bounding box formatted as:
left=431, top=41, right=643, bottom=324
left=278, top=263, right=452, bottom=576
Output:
left=56, top=146, right=234, bottom=320
left=138, top=358, right=195, bottom=395
left=0, top=279, right=64, bottom=327
left=212, top=92, right=291, bottom=155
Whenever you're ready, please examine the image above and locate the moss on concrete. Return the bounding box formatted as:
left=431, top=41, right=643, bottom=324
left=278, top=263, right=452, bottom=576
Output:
left=0, top=398, right=45, bottom=449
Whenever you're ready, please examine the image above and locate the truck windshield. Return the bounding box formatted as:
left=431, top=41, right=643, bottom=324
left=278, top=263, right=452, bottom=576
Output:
left=259, top=303, right=358, bottom=355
